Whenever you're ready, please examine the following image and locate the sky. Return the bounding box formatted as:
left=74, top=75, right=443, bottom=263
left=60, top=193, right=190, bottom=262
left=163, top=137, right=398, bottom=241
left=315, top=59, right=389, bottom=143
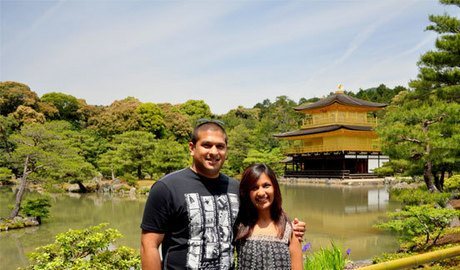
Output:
left=0, top=0, right=457, bottom=115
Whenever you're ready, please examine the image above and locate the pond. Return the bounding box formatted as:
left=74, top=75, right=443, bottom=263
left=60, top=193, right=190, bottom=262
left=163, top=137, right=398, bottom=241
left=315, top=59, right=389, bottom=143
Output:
left=0, top=184, right=399, bottom=269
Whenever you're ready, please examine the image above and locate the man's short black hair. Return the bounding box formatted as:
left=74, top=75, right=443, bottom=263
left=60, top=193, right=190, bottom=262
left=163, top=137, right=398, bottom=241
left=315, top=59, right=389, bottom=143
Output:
left=191, top=119, right=228, bottom=145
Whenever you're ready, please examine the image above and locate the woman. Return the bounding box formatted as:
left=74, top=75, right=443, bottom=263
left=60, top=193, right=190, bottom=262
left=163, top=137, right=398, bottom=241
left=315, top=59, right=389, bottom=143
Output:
left=233, top=163, right=303, bottom=270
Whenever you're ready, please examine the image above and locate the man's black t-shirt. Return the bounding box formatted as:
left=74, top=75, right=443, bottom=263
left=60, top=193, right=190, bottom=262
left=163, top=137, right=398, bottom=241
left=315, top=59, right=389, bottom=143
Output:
left=141, top=168, right=240, bottom=270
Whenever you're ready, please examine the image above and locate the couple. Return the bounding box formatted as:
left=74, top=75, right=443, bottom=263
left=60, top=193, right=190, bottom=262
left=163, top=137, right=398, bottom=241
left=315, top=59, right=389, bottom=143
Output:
left=141, top=119, right=304, bottom=269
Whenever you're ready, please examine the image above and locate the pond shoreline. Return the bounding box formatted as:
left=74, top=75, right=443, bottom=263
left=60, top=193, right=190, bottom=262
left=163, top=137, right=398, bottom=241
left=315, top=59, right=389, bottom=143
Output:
left=280, top=176, right=387, bottom=186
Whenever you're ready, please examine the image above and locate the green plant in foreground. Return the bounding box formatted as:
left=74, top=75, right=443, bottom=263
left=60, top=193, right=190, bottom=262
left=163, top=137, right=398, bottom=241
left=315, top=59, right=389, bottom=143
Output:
left=302, top=242, right=350, bottom=270
left=22, top=223, right=140, bottom=270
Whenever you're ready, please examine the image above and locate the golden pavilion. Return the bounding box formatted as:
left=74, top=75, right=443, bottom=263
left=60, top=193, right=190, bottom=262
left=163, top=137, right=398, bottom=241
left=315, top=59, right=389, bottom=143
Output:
left=274, top=88, right=389, bottom=179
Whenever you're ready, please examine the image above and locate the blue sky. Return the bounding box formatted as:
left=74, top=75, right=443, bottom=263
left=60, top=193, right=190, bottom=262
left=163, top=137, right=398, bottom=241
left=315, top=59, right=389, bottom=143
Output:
left=0, top=0, right=456, bottom=114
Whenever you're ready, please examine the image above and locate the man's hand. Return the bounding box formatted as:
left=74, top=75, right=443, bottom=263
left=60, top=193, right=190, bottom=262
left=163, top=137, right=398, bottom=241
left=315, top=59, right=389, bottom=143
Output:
left=292, top=218, right=306, bottom=242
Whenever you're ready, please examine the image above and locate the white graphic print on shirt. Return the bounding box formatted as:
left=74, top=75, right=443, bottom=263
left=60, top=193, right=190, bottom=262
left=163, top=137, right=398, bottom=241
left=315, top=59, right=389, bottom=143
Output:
left=185, top=193, right=239, bottom=270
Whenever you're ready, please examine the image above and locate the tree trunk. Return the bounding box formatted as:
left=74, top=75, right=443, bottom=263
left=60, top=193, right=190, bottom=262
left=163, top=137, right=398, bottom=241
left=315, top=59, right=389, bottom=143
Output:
left=424, top=160, right=438, bottom=193
left=10, top=155, right=30, bottom=218
left=76, top=181, right=88, bottom=193
left=111, top=167, right=115, bottom=181
left=137, top=165, right=142, bottom=180
left=439, top=169, right=445, bottom=192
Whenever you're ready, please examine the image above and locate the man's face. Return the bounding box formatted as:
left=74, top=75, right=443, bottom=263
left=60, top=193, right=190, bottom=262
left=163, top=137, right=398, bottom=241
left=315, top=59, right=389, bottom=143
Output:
left=189, top=128, right=227, bottom=178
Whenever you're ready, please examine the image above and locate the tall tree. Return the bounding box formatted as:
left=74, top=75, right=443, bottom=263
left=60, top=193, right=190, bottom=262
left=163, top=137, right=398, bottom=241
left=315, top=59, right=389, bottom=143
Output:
left=377, top=0, right=460, bottom=191
left=8, top=121, right=95, bottom=218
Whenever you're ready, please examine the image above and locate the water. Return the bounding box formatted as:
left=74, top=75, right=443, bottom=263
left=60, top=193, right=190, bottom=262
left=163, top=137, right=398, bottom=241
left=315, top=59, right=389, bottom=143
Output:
left=0, top=184, right=399, bottom=269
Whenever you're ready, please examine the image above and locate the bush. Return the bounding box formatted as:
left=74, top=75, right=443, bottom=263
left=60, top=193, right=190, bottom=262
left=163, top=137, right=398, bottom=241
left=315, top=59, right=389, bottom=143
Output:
left=22, top=223, right=140, bottom=269
left=445, top=175, right=460, bottom=192
left=375, top=205, right=459, bottom=250
left=122, top=173, right=138, bottom=187
left=20, top=197, right=51, bottom=224
left=373, top=165, right=394, bottom=177
left=390, top=188, right=451, bottom=207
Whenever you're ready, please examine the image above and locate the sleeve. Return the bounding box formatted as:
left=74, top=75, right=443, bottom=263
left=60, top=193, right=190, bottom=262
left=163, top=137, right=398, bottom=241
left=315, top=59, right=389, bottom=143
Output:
left=140, top=181, right=174, bottom=233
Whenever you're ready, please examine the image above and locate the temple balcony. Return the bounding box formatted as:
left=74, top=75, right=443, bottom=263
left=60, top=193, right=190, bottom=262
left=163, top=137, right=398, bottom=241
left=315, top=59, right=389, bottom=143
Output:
left=283, top=141, right=381, bottom=155
left=301, top=114, right=378, bottom=129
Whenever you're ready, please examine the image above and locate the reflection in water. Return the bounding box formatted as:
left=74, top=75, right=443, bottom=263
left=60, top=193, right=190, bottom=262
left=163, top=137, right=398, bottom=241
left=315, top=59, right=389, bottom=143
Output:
left=281, top=184, right=399, bottom=260
left=0, top=185, right=399, bottom=269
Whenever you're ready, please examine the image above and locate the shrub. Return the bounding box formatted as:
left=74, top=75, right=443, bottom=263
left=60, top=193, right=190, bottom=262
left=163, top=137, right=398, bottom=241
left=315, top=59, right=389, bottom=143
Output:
left=375, top=205, right=459, bottom=250
left=445, top=175, right=460, bottom=192
left=22, top=223, right=140, bottom=269
left=122, top=173, right=138, bottom=187
left=390, top=188, right=451, bottom=207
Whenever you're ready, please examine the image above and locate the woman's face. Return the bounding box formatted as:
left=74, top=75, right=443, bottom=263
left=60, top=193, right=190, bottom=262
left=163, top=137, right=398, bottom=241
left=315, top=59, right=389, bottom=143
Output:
left=249, top=173, right=275, bottom=212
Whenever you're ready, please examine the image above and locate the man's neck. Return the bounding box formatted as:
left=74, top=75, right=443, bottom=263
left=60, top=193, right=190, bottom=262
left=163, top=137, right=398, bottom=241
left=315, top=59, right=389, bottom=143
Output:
left=189, top=166, right=219, bottom=179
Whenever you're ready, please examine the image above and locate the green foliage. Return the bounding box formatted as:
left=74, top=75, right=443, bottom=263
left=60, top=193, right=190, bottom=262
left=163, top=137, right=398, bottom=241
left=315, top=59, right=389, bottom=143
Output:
left=352, top=84, right=406, bottom=104
left=376, top=0, right=460, bottom=192
left=158, top=103, right=192, bottom=142
left=0, top=167, right=13, bottom=184
left=149, top=139, right=189, bottom=175
left=106, top=131, right=156, bottom=179
left=372, top=163, right=394, bottom=177
left=11, top=121, right=96, bottom=184
left=88, top=97, right=141, bottom=137
left=243, top=148, right=285, bottom=175
left=303, top=242, right=349, bottom=270
left=391, top=187, right=451, bottom=207
left=22, top=223, right=140, bottom=270
left=373, top=251, right=414, bottom=264
left=376, top=205, right=459, bottom=249
left=136, top=102, right=166, bottom=138
left=121, top=173, right=137, bottom=187
left=40, top=92, right=81, bottom=124
left=178, top=99, right=212, bottom=123
left=444, top=174, right=460, bottom=192
left=20, top=197, right=51, bottom=222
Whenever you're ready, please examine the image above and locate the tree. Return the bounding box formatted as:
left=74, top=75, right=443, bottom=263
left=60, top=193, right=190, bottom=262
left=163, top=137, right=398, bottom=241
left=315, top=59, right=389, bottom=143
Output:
left=100, top=131, right=156, bottom=179
left=178, top=100, right=212, bottom=123
left=0, top=81, right=39, bottom=116
left=149, top=139, right=189, bottom=175
left=40, top=92, right=82, bottom=123
left=159, top=103, right=192, bottom=142
left=223, top=124, right=255, bottom=176
left=377, top=0, right=460, bottom=191
left=136, top=102, right=166, bottom=138
left=88, top=97, right=141, bottom=137
left=8, top=121, right=95, bottom=218
left=353, top=84, right=406, bottom=104
left=243, top=148, right=285, bottom=175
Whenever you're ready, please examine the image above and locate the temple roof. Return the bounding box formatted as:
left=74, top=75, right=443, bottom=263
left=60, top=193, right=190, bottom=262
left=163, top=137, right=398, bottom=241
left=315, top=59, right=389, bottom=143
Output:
left=295, top=92, right=387, bottom=111
left=273, top=125, right=373, bottom=138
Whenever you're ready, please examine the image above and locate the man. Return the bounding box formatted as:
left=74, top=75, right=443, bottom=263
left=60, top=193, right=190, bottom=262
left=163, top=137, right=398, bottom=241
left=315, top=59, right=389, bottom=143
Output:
left=141, top=120, right=304, bottom=270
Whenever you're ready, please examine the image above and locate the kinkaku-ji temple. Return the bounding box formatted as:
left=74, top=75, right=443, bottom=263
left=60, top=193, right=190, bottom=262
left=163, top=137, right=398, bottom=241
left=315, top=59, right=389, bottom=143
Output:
left=274, top=88, right=389, bottom=179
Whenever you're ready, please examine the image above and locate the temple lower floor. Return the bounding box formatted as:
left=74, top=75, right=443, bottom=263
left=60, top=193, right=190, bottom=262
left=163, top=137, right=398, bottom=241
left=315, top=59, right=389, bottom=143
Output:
left=284, top=152, right=389, bottom=179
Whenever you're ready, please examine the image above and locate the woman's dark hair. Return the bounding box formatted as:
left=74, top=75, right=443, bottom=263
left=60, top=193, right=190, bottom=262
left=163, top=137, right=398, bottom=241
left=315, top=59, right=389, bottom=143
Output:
left=233, top=163, right=289, bottom=242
